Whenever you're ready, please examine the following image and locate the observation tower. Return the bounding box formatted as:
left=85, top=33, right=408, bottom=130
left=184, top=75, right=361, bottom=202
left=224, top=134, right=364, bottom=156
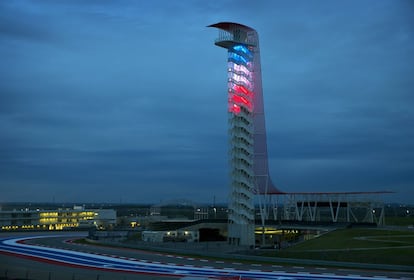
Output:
left=209, top=22, right=283, bottom=246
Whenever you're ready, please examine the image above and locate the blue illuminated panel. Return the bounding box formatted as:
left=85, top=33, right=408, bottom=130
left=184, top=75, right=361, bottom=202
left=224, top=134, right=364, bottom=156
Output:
left=233, top=45, right=252, bottom=57
left=228, top=52, right=249, bottom=64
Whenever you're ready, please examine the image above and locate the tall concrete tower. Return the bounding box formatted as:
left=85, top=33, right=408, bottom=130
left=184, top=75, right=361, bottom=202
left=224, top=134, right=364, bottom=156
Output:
left=209, top=22, right=283, bottom=247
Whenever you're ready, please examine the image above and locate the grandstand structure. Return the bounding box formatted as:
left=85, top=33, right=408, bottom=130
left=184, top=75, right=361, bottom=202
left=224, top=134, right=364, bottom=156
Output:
left=209, top=22, right=389, bottom=247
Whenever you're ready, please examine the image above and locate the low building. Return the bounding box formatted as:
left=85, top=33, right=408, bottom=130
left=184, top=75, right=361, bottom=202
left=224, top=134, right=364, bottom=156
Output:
left=0, top=206, right=116, bottom=231
left=88, top=230, right=130, bottom=242
left=142, top=230, right=199, bottom=243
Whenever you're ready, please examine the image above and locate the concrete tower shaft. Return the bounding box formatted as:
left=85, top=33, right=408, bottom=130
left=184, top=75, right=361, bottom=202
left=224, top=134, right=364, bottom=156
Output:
left=209, top=22, right=282, bottom=246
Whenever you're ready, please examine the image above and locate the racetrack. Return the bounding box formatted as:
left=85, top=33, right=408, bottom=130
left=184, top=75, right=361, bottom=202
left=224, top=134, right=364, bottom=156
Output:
left=0, top=233, right=412, bottom=280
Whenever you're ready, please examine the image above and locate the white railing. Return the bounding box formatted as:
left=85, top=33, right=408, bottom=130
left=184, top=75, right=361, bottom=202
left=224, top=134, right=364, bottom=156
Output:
left=215, top=29, right=257, bottom=46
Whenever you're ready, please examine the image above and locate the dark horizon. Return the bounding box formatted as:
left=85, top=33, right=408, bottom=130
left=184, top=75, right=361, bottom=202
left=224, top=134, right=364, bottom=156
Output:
left=1, top=197, right=413, bottom=208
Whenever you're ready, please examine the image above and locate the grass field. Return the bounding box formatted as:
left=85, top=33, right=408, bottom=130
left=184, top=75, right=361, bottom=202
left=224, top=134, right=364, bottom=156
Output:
left=264, top=228, right=414, bottom=266
left=386, top=216, right=414, bottom=226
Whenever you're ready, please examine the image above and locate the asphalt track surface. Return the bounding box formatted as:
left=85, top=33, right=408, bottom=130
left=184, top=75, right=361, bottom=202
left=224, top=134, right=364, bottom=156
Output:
left=0, top=233, right=413, bottom=280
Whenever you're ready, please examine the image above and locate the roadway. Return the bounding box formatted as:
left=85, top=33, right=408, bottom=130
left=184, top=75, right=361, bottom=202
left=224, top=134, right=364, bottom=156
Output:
left=0, top=232, right=413, bottom=280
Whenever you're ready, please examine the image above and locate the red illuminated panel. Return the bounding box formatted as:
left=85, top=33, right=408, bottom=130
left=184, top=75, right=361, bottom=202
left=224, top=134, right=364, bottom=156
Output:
left=234, top=85, right=253, bottom=96
left=230, top=103, right=241, bottom=114
left=232, top=95, right=252, bottom=110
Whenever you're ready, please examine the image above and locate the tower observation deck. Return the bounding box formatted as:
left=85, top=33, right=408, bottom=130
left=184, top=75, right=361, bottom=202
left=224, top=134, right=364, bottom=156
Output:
left=209, top=22, right=283, bottom=246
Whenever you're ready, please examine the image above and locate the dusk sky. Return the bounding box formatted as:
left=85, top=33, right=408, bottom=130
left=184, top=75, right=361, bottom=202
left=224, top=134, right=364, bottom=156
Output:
left=1, top=0, right=413, bottom=204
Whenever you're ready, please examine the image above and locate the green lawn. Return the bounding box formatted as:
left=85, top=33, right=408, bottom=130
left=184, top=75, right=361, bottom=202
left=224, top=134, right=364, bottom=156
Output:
left=265, top=228, right=414, bottom=266
left=386, top=216, right=414, bottom=227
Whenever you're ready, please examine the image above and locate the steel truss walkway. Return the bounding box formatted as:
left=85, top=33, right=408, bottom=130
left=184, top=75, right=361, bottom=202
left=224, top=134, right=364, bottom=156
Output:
left=256, top=191, right=391, bottom=227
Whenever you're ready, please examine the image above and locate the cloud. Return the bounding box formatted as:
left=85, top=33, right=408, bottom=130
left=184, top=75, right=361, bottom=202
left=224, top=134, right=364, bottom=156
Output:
left=0, top=0, right=413, bottom=204
left=0, top=2, right=61, bottom=44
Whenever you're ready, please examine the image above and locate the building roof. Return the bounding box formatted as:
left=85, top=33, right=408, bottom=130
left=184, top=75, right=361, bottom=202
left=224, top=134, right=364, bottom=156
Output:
left=207, top=22, right=255, bottom=32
